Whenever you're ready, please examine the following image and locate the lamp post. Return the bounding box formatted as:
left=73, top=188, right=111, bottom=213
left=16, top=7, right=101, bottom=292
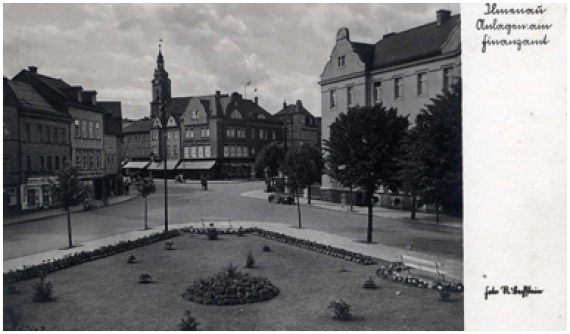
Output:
left=158, top=102, right=169, bottom=231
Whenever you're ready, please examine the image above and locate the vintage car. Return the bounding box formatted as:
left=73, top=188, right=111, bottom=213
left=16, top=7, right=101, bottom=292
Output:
left=268, top=192, right=294, bottom=205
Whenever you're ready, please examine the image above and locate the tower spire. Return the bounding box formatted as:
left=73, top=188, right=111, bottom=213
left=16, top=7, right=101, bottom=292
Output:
left=157, top=38, right=164, bottom=63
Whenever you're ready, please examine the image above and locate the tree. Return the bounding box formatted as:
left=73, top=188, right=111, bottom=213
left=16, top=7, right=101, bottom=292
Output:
left=415, top=81, right=463, bottom=221
left=326, top=104, right=409, bottom=243
left=50, top=164, right=87, bottom=248
left=135, top=176, right=157, bottom=230
left=395, top=129, right=426, bottom=220
left=254, top=142, right=285, bottom=190
left=282, top=144, right=325, bottom=228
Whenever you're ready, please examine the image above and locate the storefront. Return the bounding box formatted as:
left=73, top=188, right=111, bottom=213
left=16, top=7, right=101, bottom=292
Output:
left=20, top=176, right=58, bottom=211
left=147, top=160, right=180, bottom=179
left=221, top=161, right=254, bottom=179
left=176, top=160, right=216, bottom=179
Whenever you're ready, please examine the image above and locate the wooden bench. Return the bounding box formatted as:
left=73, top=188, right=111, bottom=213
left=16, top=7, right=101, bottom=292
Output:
left=201, top=218, right=233, bottom=231
left=400, top=255, right=446, bottom=282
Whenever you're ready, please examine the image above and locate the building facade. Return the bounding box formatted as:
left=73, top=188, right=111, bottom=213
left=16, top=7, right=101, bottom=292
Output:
left=319, top=10, right=461, bottom=202
left=274, top=99, right=321, bottom=149
left=98, top=101, right=124, bottom=197
left=4, top=77, right=73, bottom=214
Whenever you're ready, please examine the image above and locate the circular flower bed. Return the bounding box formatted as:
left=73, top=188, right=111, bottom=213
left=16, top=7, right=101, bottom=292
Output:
left=183, top=269, right=279, bottom=306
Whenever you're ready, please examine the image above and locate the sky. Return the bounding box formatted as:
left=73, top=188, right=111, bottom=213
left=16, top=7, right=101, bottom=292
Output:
left=3, top=3, right=460, bottom=120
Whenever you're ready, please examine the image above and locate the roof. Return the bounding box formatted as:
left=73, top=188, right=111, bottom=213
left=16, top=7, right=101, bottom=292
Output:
left=98, top=102, right=123, bottom=136
left=372, top=15, right=460, bottom=69
left=6, top=80, right=67, bottom=117
left=275, top=102, right=316, bottom=119
left=123, top=118, right=153, bottom=134
left=351, top=42, right=376, bottom=68
left=98, top=101, right=123, bottom=119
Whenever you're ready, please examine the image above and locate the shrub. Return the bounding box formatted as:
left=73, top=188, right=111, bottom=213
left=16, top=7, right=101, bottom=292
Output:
left=245, top=251, right=255, bottom=268
left=139, top=274, right=153, bottom=284
left=179, top=310, right=199, bottom=331
left=127, top=254, right=137, bottom=264
left=362, top=276, right=377, bottom=289
left=223, top=262, right=239, bottom=278
left=165, top=241, right=174, bottom=250
left=3, top=306, right=20, bottom=330
left=262, top=244, right=272, bottom=252
left=31, top=270, right=54, bottom=303
left=4, top=277, right=20, bottom=295
left=328, top=299, right=351, bottom=321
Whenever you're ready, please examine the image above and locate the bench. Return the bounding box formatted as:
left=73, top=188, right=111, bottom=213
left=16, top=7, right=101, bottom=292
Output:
left=400, top=255, right=446, bottom=282
left=201, top=218, right=233, bottom=231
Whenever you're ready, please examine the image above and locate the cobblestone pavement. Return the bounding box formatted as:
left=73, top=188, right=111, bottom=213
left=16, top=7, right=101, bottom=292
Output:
left=3, top=181, right=463, bottom=277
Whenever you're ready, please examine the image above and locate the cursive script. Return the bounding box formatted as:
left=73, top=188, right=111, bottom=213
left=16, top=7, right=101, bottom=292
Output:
left=485, top=285, right=544, bottom=300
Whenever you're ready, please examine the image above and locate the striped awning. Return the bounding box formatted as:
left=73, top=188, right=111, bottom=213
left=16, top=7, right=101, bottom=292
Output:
left=176, top=160, right=216, bottom=170
left=147, top=160, right=180, bottom=170
left=123, top=161, right=151, bottom=169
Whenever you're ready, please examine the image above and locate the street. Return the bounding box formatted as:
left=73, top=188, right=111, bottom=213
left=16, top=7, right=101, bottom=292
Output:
left=3, top=181, right=462, bottom=261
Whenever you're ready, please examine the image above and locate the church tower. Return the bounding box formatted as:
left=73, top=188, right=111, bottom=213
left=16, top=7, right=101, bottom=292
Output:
left=150, top=42, right=171, bottom=118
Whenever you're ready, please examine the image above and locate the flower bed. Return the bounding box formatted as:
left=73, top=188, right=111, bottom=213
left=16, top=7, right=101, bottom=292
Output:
left=252, top=228, right=377, bottom=265
left=4, top=230, right=181, bottom=284
left=376, top=262, right=464, bottom=293
left=178, top=226, right=257, bottom=236
left=183, top=267, right=279, bottom=306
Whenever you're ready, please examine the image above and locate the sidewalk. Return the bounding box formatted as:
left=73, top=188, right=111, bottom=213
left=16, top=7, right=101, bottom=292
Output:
left=3, top=220, right=463, bottom=281
left=241, top=189, right=463, bottom=228
left=2, top=194, right=139, bottom=226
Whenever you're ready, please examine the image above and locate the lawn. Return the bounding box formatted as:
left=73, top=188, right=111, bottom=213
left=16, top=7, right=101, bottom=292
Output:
left=4, top=232, right=463, bottom=330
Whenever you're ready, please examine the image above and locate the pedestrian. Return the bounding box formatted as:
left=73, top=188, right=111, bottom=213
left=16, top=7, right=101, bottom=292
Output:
left=201, top=175, right=208, bottom=191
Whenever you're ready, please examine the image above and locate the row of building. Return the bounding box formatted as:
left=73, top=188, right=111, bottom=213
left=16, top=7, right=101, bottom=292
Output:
left=3, top=69, right=124, bottom=215
left=120, top=47, right=321, bottom=180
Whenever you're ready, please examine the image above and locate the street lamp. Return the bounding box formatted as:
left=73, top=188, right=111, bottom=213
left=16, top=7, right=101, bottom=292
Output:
left=158, top=102, right=169, bottom=231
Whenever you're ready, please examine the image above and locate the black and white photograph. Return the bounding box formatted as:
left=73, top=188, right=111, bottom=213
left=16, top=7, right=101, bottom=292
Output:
left=2, top=2, right=566, bottom=331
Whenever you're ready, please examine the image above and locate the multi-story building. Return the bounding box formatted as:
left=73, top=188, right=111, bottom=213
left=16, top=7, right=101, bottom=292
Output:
left=4, top=77, right=72, bottom=213
left=274, top=100, right=321, bottom=149
left=121, top=118, right=153, bottom=173
left=145, top=48, right=284, bottom=179
left=319, top=9, right=461, bottom=202
left=98, top=101, right=124, bottom=197
left=13, top=67, right=109, bottom=201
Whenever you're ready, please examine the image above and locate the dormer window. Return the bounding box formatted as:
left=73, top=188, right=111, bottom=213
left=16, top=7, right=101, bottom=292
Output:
left=230, top=110, right=242, bottom=119
left=257, top=114, right=266, bottom=120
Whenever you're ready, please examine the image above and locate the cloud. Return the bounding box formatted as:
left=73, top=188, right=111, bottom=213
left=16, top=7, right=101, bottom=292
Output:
left=3, top=3, right=461, bottom=119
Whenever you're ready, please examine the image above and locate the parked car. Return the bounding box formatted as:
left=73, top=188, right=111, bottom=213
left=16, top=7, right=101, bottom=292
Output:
left=268, top=193, right=294, bottom=205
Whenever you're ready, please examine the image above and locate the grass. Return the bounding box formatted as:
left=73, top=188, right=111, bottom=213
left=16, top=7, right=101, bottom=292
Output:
left=3, top=233, right=463, bottom=330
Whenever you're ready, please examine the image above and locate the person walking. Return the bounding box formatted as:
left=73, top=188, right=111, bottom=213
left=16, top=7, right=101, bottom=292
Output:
left=201, top=175, right=208, bottom=191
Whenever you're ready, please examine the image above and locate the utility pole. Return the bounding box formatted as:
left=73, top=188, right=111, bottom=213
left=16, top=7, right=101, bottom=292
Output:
left=159, top=102, right=169, bottom=231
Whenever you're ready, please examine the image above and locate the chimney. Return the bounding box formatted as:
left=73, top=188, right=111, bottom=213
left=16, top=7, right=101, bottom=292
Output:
left=296, top=100, right=303, bottom=110
left=283, top=100, right=287, bottom=109
left=215, top=90, right=221, bottom=96
left=254, top=97, right=258, bottom=105
left=28, top=66, right=38, bottom=74
left=436, top=9, right=451, bottom=26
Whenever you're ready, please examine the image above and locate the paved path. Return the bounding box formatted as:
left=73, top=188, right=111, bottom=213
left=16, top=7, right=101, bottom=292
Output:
left=241, top=189, right=463, bottom=228
left=3, top=220, right=463, bottom=281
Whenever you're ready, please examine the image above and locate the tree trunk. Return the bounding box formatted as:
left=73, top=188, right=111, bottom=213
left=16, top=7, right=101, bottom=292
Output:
left=67, top=207, right=73, bottom=248
left=296, top=189, right=302, bottom=229
left=144, top=196, right=148, bottom=230
left=435, top=204, right=440, bottom=224
left=411, top=193, right=417, bottom=220
left=349, top=185, right=353, bottom=211
left=367, top=189, right=373, bottom=243
left=307, top=186, right=311, bottom=205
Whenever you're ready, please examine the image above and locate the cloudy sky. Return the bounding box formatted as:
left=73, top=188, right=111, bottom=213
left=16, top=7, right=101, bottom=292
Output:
left=4, top=3, right=460, bottom=120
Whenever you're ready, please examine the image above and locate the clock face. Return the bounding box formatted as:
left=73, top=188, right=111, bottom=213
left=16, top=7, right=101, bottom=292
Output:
left=153, top=79, right=160, bottom=85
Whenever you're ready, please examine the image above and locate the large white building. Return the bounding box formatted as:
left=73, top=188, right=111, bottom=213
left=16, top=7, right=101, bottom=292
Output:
left=319, top=9, right=461, bottom=203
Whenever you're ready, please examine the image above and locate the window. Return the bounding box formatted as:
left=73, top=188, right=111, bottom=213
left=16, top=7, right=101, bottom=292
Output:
left=37, top=125, right=43, bottom=142
left=347, top=86, right=353, bottom=106
left=272, top=131, right=276, bottom=140
left=53, top=127, right=58, bottom=143
left=337, top=55, right=345, bottom=67
left=82, top=121, right=87, bottom=139
left=257, top=114, right=266, bottom=119
left=230, top=146, right=236, bottom=157
left=167, top=131, right=171, bottom=140
left=96, top=154, right=100, bottom=169
left=62, top=156, right=67, bottom=167
left=60, top=128, right=65, bottom=144
left=40, top=156, right=45, bottom=170
left=373, top=81, right=382, bottom=103
left=46, top=127, right=51, bottom=143
left=174, top=131, right=178, bottom=140
left=394, top=77, right=404, bottom=99
left=230, top=110, right=242, bottom=119
left=76, top=153, right=81, bottom=166
left=55, top=156, right=60, bottom=170
left=205, top=128, right=209, bottom=138
left=75, top=120, right=80, bottom=137
left=223, top=146, right=229, bottom=157
left=417, top=72, right=427, bottom=96
left=443, top=67, right=454, bottom=91
left=95, top=122, right=100, bottom=139
left=242, top=146, right=248, bottom=157
left=173, top=146, right=178, bottom=158
left=251, top=147, right=256, bottom=155
left=89, top=153, right=94, bottom=169
left=89, top=122, right=94, bottom=139
left=3, top=120, right=10, bottom=140
left=184, top=147, right=190, bottom=159
left=3, top=155, right=11, bottom=172
left=152, top=130, right=158, bottom=140
left=26, top=156, right=32, bottom=171
left=191, top=146, right=197, bottom=158
left=47, top=156, right=53, bottom=170
left=192, top=110, right=199, bottom=120
left=197, top=146, right=203, bottom=158
left=25, top=123, right=31, bottom=141
left=204, top=145, right=211, bottom=158
left=5, top=188, right=17, bottom=206
left=330, top=90, right=337, bottom=109
left=187, top=128, right=194, bottom=139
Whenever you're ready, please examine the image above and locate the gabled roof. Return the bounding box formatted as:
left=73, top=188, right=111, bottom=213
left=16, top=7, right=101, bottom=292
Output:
left=34, top=73, right=71, bottom=94
left=372, top=15, right=460, bottom=69
left=98, top=102, right=123, bottom=136
left=7, top=80, right=67, bottom=117
left=351, top=42, right=376, bottom=69
left=123, top=118, right=153, bottom=134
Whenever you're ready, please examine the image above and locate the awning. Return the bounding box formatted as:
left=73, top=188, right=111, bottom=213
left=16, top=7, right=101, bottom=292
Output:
left=176, top=160, right=216, bottom=170
left=148, top=160, right=180, bottom=170
left=123, top=161, right=151, bottom=169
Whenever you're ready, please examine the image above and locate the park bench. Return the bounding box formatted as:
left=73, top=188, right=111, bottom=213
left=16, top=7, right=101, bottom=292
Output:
left=400, top=255, right=446, bottom=282
left=201, top=218, right=233, bottom=232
